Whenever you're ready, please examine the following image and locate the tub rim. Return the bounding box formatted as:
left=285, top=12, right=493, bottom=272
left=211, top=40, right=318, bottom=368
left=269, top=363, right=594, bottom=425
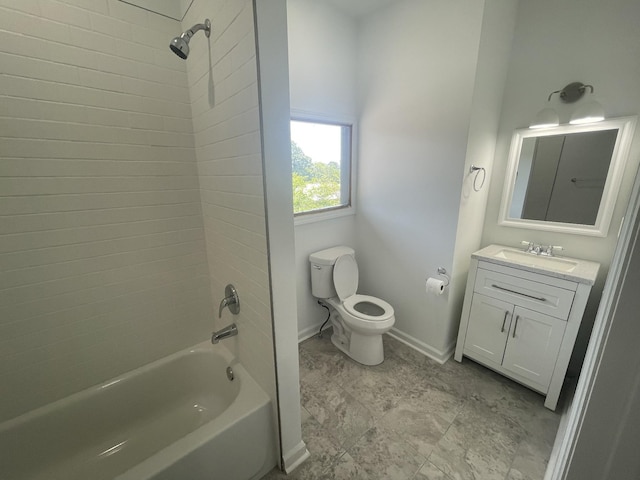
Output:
left=0, top=341, right=242, bottom=433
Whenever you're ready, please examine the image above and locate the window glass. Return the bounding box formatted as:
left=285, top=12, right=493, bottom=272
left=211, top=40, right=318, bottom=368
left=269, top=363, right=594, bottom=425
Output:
left=290, top=119, right=352, bottom=215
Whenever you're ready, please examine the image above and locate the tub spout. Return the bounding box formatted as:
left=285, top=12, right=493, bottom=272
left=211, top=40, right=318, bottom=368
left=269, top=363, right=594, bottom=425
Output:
left=211, top=323, right=238, bottom=344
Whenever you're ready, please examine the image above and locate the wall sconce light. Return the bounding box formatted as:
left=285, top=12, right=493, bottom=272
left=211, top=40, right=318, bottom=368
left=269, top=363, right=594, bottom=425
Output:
left=530, top=82, right=605, bottom=129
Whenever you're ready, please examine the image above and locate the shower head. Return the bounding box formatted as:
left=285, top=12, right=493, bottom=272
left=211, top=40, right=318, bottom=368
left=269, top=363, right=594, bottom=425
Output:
left=170, top=19, right=211, bottom=59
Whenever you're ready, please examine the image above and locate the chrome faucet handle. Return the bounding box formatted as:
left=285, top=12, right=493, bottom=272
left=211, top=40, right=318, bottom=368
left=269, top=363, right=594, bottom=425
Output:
left=521, top=241, right=534, bottom=252
left=545, top=245, right=564, bottom=256
left=218, top=284, right=240, bottom=318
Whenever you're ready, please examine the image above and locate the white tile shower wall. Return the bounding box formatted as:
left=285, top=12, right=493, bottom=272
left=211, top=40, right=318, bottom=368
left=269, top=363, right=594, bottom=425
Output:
left=182, top=0, right=276, bottom=403
left=0, top=0, right=214, bottom=422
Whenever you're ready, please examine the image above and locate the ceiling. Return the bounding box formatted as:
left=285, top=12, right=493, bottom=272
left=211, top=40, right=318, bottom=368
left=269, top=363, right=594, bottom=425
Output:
left=320, top=0, right=399, bottom=18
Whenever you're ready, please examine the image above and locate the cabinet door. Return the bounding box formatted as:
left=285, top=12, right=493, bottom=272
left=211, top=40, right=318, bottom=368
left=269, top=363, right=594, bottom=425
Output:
left=464, top=294, right=513, bottom=366
left=503, top=306, right=566, bottom=391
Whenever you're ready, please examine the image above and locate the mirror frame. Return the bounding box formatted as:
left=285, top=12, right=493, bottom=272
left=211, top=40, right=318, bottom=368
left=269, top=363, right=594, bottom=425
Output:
left=498, top=116, right=637, bottom=237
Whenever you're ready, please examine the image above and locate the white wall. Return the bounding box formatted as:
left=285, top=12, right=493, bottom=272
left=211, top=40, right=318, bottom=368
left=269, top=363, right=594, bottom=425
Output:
left=355, top=0, right=485, bottom=360
left=0, top=0, right=212, bottom=422
left=288, top=0, right=519, bottom=359
left=287, top=0, right=358, bottom=118
left=481, top=0, right=640, bottom=374
left=287, top=0, right=358, bottom=340
left=255, top=0, right=308, bottom=469
left=448, top=0, right=519, bottom=357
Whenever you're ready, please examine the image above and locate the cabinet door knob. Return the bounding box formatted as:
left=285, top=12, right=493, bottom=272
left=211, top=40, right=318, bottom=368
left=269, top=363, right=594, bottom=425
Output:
left=512, top=315, right=520, bottom=338
left=501, top=310, right=509, bottom=333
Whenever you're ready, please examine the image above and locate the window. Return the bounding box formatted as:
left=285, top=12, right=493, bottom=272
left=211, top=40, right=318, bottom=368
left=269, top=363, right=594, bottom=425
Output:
left=290, top=117, right=353, bottom=219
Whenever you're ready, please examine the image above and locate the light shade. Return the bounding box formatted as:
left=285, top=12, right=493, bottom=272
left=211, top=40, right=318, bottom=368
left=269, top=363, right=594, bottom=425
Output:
left=530, top=107, right=560, bottom=129
left=569, top=100, right=605, bottom=125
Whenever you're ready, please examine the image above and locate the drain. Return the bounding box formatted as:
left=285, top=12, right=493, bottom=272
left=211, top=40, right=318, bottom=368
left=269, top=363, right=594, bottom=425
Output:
left=226, top=366, right=234, bottom=381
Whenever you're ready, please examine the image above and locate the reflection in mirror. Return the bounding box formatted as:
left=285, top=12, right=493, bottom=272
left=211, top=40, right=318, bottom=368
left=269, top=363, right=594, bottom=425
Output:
left=511, top=130, right=617, bottom=225
left=499, top=116, right=637, bottom=237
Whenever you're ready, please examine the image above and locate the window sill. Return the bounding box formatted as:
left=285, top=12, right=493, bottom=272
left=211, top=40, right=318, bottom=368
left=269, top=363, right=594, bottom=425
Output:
left=294, top=206, right=355, bottom=226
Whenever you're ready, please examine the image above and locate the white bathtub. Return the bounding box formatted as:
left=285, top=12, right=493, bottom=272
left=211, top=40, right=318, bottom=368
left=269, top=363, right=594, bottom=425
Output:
left=0, top=342, right=276, bottom=480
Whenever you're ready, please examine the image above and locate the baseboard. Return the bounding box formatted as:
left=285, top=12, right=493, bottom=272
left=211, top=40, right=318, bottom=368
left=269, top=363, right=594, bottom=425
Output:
left=298, top=322, right=330, bottom=343
left=298, top=322, right=455, bottom=364
left=387, top=328, right=455, bottom=364
left=282, top=440, right=310, bottom=473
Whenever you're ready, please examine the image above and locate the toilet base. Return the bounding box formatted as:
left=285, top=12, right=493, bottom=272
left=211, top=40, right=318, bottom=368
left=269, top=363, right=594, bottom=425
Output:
left=330, top=330, right=384, bottom=366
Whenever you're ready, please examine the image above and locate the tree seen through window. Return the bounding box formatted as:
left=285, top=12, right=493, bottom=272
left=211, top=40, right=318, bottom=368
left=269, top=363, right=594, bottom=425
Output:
left=290, top=119, right=351, bottom=215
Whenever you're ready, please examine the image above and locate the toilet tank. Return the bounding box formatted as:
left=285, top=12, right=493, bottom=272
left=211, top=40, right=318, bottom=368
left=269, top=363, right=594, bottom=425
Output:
left=309, top=246, right=355, bottom=299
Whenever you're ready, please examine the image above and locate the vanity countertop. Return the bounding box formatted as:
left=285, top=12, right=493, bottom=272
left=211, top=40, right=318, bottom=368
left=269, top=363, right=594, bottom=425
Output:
left=472, top=244, right=600, bottom=285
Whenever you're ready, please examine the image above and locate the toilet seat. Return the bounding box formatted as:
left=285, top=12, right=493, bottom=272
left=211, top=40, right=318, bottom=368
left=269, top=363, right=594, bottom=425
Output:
left=343, top=294, right=394, bottom=322
left=332, top=254, right=395, bottom=330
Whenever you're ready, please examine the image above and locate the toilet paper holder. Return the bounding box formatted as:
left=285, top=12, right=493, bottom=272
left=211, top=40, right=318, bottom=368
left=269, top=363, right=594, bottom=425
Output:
left=436, top=267, right=450, bottom=286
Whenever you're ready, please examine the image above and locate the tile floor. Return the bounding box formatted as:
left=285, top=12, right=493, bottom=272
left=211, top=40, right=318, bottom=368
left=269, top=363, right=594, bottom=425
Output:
left=263, top=330, right=561, bottom=480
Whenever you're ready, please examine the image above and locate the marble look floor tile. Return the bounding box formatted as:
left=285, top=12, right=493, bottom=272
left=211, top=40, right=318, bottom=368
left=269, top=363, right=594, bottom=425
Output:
left=342, top=353, right=411, bottom=417
left=261, top=415, right=347, bottom=480
left=300, top=335, right=369, bottom=387
left=429, top=400, right=525, bottom=480
left=505, top=430, right=555, bottom=480
left=260, top=463, right=320, bottom=480
left=397, top=355, right=479, bottom=401
left=301, top=414, right=346, bottom=474
left=295, top=332, right=556, bottom=480
left=348, top=425, right=426, bottom=480
left=317, top=452, right=369, bottom=480
left=301, top=373, right=375, bottom=449
left=461, top=362, right=560, bottom=444
left=384, top=334, right=431, bottom=367
left=413, top=461, right=453, bottom=480
left=301, top=405, right=313, bottom=424
left=299, top=348, right=318, bottom=380
left=379, top=386, right=463, bottom=457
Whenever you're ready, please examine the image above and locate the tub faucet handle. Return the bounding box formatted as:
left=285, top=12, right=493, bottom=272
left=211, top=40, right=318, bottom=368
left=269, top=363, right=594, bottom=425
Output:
left=218, top=284, right=240, bottom=318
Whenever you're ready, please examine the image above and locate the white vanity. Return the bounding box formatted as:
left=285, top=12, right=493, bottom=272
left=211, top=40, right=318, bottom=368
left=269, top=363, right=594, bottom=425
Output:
left=454, top=244, right=600, bottom=410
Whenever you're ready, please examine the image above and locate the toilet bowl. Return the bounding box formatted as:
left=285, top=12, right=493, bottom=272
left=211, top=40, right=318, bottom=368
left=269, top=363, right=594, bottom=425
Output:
left=309, top=246, right=395, bottom=366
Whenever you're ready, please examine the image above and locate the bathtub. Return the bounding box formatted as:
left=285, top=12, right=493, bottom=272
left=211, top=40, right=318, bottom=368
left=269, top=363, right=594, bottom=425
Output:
left=0, top=342, right=276, bottom=480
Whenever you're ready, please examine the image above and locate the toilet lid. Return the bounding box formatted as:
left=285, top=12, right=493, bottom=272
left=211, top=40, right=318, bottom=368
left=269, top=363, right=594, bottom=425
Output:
left=333, top=254, right=358, bottom=301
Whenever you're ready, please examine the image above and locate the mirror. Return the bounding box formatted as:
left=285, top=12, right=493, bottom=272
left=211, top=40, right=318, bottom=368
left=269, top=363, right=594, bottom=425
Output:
left=499, top=116, right=637, bottom=236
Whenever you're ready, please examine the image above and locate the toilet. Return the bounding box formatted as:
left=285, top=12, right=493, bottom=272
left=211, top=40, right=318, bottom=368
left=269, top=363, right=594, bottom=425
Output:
left=309, top=246, right=395, bottom=366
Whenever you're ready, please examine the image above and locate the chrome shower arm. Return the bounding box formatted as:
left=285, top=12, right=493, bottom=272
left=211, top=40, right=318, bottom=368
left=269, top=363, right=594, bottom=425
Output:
left=185, top=20, right=211, bottom=39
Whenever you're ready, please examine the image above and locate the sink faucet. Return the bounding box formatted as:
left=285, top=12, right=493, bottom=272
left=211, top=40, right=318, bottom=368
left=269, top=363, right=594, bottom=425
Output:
left=211, top=323, right=238, bottom=344
left=521, top=241, right=563, bottom=256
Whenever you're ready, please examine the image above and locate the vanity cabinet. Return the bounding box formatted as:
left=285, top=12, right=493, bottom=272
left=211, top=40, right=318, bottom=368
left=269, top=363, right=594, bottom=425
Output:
left=466, top=295, right=566, bottom=392
left=455, top=245, right=600, bottom=410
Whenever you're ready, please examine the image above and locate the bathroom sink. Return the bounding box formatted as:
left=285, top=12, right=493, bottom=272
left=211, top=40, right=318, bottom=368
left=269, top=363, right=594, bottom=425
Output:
left=492, top=248, right=578, bottom=273
left=472, top=244, right=601, bottom=286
